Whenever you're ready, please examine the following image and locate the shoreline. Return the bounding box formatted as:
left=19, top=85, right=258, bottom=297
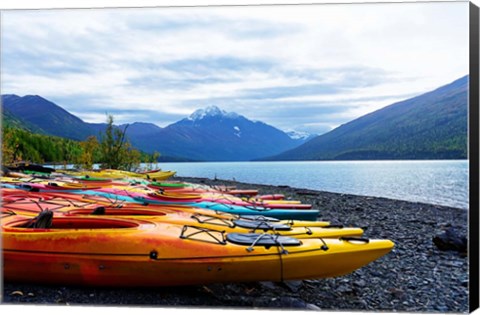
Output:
left=175, top=176, right=467, bottom=212
left=2, top=176, right=469, bottom=312
left=43, top=159, right=469, bottom=210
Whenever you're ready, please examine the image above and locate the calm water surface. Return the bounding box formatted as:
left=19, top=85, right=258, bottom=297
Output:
left=159, top=160, right=469, bottom=209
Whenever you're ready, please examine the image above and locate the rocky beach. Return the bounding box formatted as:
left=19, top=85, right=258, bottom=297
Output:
left=1, top=176, right=470, bottom=313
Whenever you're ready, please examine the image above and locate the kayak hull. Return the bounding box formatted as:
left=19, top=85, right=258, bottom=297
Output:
left=3, top=250, right=284, bottom=287
left=4, top=243, right=392, bottom=286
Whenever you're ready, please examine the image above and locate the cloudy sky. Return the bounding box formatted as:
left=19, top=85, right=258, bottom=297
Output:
left=1, top=2, right=469, bottom=135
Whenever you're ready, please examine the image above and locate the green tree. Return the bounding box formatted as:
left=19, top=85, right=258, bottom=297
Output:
left=1, top=128, right=16, bottom=165
left=78, top=135, right=99, bottom=169
left=99, top=115, right=141, bottom=171
left=144, top=151, right=160, bottom=170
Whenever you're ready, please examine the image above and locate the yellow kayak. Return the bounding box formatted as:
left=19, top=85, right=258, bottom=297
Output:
left=61, top=207, right=364, bottom=239
left=58, top=169, right=176, bottom=181
left=101, top=169, right=176, bottom=180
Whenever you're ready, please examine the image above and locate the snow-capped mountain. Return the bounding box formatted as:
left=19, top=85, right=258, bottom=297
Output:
left=129, top=106, right=305, bottom=161
left=187, top=105, right=240, bottom=121
left=286, top=130, right=318, bottom=142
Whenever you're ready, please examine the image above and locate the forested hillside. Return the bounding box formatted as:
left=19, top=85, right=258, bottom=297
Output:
left=264, top=75, right=468, bottom=161
left=2, top=126, right=85, bottom=165
left=2, top=126, right=157, bottom=168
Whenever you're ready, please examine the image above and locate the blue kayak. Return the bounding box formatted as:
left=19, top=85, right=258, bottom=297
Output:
left=76, top=190, right=319, bottom=221
left=186, top=201, right=319, bottom=221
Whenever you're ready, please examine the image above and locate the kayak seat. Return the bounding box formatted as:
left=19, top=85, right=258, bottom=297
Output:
left=20, top=184, right=40, bottom=192
left=233, top=220, right=291, bottom=231
left=226, top=233, right=301, bottom=247
left=91, top=207, right=106, bottom=215
left=26, top=210, right=53, bottom=229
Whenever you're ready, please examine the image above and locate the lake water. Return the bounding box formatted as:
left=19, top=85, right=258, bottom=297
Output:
left=157, top=160, right=469, bottom=210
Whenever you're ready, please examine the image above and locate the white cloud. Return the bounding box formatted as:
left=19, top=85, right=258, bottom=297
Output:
left=1, top=2, right=469, bottom=132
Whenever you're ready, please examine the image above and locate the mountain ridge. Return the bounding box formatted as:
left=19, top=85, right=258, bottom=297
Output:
left=261, top=75, right=468, bottom=161
left=2, top=75, right=468, bottom=162
left=1, top=97, right=311, bottom=161
left=2, top=94, right=98, bottom=140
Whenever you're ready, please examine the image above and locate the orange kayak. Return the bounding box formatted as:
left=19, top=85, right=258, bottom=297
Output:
left=2, top=214, right=394, bottom=287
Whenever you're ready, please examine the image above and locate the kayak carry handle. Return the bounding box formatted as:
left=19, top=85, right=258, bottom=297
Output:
left=322, top=224, right=344, bottom=229
left=340, top=236, right=370, bottom=244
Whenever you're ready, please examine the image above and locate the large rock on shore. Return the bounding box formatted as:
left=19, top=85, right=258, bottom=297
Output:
left=433, top=227, right=467, bottom=254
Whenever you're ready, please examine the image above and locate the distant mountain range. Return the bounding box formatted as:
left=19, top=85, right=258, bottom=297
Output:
left=1, top=96, right=312, bottom=161
left=2, top=75, right=468, bottom=162
left=262, top=75, right=468, bottom=161
left=127, top=106, right=312, bottom=161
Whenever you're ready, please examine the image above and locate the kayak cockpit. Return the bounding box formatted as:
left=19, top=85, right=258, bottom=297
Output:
left=66, top=207, right=168, bottom=216
left=3, top=212, right=143, bottom=231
